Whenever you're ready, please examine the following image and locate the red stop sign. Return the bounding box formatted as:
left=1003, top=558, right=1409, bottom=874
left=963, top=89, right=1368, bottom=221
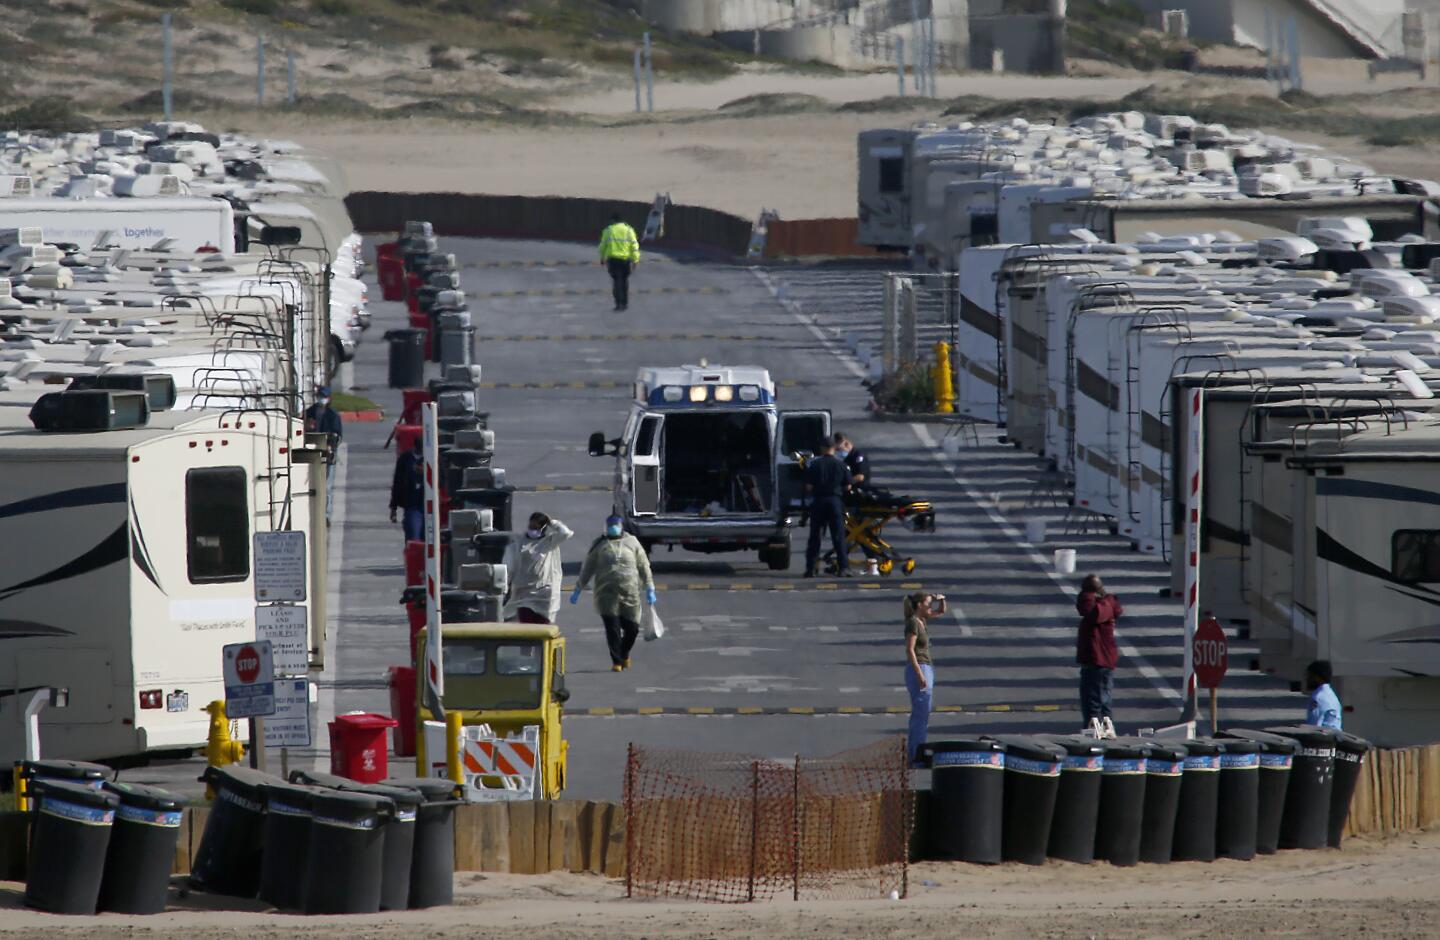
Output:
left=1193, top=617, right=1228, bottom=690
left=234, top=645, right=261, bottom=684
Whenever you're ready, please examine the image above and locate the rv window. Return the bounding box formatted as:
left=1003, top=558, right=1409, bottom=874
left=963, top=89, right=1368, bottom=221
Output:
left=1391, top=530, right=1440, bottom=583
left=185, top=467, right=250, bottom=583
left=879, top=157, right=904, bottom=194
left=635, top=416, right=661, bottom=457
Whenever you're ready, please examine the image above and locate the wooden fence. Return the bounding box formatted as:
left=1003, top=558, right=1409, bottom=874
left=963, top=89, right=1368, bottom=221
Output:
left=1345, top=743, right=1440, bottom=836
left=763, top=217, right=893, bottom=259
left=344, top=192, right=754, bottom=258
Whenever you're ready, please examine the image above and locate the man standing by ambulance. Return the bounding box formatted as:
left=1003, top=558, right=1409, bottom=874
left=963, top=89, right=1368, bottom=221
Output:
left=598, top=213, right=640, bottom=311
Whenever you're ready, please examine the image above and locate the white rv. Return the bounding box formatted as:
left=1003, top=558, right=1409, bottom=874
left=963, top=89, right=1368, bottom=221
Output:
left=0, top=196, right=238, bottom=253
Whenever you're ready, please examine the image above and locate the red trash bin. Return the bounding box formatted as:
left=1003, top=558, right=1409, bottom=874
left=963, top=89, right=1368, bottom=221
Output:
left=402, top=586, right=427, bottom=665
left=393, top=423, right=422, bottom=456
left=404, top=539, right=425, bottom=587
left=405, top=274, right=422, bottom=314
left=400, top=391, right=431, bottom=425
left=328, top=712, right=399, bottom=783
left=377, top=243, right=405, bottom=301
left=386, top=667, right=417, bottom=757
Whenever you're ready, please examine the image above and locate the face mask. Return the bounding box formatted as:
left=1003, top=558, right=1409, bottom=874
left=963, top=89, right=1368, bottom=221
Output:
left=526, top=528, right=543, bottom=539
left=319, top=397, right=330, bottom=407
left=835, top=447, right=849, bottom=458
left=606, top=524, right=623, bottom=538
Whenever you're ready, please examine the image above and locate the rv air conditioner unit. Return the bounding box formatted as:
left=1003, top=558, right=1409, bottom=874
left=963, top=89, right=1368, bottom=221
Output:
left=0, top=176, right=33, bottom=197
left=0, top=227, right=42, bottom=247
left=113, top=174, right=181, bottom=197
left=29, top=389, right=149, bottom=431
left=453, top=428, right=495, bottom=453
left=1256, top=237, right=1318, bottom=263
left=68, top=372, right=177, bottom=411
left=255, top=224, right=302, bottom=246
left=462, top=467, right=506, bottom=489
left=403, top=220, right=433, bottom=238
left=449, top=508, right=494, bottom=539
left=457, top=563, right=507, bottom=596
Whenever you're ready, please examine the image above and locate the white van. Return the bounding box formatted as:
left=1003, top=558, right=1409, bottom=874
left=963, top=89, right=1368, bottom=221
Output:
left=588, top=365, right=830, bottom=570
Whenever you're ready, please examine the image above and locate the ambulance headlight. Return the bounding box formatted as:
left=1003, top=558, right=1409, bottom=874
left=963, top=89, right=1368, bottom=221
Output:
left=737, top=385, right=760, bottom=402
left=689, top=386, right=708, bottom=403
left=662, top=386, right=683, bottom=402
left=713, top=385, right=734, bottom=402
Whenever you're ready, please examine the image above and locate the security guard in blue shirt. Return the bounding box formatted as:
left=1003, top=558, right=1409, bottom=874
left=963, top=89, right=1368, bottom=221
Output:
left=803, top=438, right=852, bottom=578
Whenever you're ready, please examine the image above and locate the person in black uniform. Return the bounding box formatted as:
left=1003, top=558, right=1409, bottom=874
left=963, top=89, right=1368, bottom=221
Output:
left=803, top=438, right=852, bottom=578
left=833, top=432, right=871, bottom=490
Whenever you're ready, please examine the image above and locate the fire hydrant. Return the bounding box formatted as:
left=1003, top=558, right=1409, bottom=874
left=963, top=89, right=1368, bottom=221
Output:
left=931, top=341, right=955, bottom=414
left=203, top=700, right=245, bottom=798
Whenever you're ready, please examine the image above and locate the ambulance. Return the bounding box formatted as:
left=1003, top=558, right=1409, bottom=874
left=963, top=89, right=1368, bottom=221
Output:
left=588, top=365, right=830, bottom=570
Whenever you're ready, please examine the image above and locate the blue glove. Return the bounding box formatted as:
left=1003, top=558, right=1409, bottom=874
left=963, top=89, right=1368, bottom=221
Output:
left=646, top=587, right=657, bottom=606
left=569, top=588, right=582, bottom=605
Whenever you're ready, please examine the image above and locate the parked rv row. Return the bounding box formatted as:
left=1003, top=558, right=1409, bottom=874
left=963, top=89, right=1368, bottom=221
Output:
left=0, top=121, right=369, bottom=767
left=858, top=110, right=1438, bottom=268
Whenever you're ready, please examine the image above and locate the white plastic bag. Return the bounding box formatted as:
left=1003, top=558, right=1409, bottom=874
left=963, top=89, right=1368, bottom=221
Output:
left=643, top=606, right=665, bottom=642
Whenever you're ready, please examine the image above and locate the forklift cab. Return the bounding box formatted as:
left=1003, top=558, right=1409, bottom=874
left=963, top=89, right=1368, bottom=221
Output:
left=414, top=622, right=569, bottom=799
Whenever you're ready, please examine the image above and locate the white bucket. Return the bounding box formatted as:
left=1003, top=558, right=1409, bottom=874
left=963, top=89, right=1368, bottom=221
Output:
left=1025, top=519, right=1046, bottom=543
left=845, top=332, right=860, bottom=353
left=940, top=436, right=961, bottom=456
left=857, top=344, right=872, bottom=365
left=1054, top=548, right=1077, bottom=575
left=869, top=357, right=885, bottom=380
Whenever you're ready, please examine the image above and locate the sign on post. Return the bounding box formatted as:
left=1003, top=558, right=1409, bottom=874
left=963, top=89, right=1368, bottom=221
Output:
left=254, top=531, right=307, bottom=602
left=263, top=678, right=312, bottom=748
left=256, top=605, right=309, bottom=676
left=1193, top=615, right=1228, bottom=734
left=222, top=640, right=276, bottom=718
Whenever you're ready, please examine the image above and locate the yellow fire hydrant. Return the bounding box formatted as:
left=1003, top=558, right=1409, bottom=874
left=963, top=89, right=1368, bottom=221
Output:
left=932, top=341, right=955, bottom=414
left=203, top=700, right=245, bottom=798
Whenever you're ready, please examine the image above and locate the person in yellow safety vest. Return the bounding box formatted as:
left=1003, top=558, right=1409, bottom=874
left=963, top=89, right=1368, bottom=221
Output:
left=598, top=213, right=641, bottom=311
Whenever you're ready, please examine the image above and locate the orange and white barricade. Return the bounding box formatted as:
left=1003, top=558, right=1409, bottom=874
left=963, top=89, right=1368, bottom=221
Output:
left=458, top=724, right=541, bottom=801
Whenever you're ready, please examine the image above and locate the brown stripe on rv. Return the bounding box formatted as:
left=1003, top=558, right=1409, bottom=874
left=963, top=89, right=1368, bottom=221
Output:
left=960, top=296, right=1001, bottom=340
left=1140, top=411, right=1169, bottom=451
left=1010, top=323, right=1045, bottom=363
left=1251, top=503, right=1293, bottom=552
left=1075, top=361, right=1120, bottom=411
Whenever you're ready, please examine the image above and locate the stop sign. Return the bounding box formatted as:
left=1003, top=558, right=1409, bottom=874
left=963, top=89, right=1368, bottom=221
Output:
left=1193, top=616, right=1228, bottom=690
left=234, top=644, right=261, bottom=684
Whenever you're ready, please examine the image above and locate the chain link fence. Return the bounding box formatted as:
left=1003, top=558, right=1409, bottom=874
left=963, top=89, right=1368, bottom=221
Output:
left=624, top=738, right=910, bottom=902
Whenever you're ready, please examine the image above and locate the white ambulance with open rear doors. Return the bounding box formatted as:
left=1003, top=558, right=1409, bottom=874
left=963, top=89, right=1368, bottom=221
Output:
left=588, top=365, right=829, bottom=570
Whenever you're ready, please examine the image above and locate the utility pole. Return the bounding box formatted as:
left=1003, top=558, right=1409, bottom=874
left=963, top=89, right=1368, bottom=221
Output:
left=161, top=14, right=173, bottom=121
left=928, top=11, right=938, bottom=97
left=633, top=48, right=642, bottom=113
left=909, top=0, right=923, bottom=93
left=257, top=36, right=265, bottom=107
left=287, top=51, right=296, bottom=105
left=896, top=36, right=906, bottom=97
left=643, top=32, right=654, bottom=113
left=1288, top=16, right=1303, bottom=92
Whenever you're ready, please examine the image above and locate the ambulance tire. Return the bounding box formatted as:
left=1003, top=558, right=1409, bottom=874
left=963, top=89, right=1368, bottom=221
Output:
left=762, top=538, right=791, bottom=571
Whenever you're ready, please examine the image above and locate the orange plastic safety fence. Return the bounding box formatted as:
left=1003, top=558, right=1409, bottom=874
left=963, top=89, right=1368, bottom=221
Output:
left=624, top=738, right=909, bottom=903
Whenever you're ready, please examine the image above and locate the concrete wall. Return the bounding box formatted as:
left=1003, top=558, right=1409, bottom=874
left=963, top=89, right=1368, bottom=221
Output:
left=1133, top=0, right=1405, bottom=57
left=968, top=2, right=1066, bottom=73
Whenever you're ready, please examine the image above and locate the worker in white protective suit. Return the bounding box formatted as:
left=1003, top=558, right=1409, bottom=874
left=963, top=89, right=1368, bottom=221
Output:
left=504, top=512, right=574, bottom=624
left=570, top=514, right=655, bottom=672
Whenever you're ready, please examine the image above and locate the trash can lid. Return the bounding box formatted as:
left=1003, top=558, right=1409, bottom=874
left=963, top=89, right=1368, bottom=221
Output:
left=1098, top=736, right=1153, bottom=760
left=924, top=738, right=1006, bottom=753
left=1178, top=736, right=1223, bottom=756
left=1262, top=724, right=1340, bottom=748
left=382, top=777, right=462, bottom=803
left=1214, top=738, right=1260, bottom=755
left=23, top=758, right=110, bottom=782
left=201, top=764, right=281, bottom=801
left=32, top=778, right=121, bottom=810
left=985, top=734, right=1066, bottom=762
left=331, top=711, right=400, bottom=730
left=1220, top=729, right=1298, bottom=754
left=1139, top=739, right=1189, bottom=762
left=309, top=787, right=394, bottom=820
left=1333, top=729, right=1372, bottom=755
left=383, top=328, right=426, bottom=340
left=1038, top=734, right=1107, bottom=756
left=103, top=781, right=184, bottom=812
left=260, top=779, right=324, bottom=811
left=288, top=771, right=424, bottom=808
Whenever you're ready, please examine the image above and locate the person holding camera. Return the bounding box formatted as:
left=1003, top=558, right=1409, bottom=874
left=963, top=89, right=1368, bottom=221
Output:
left=1076, top=573, right=1123, bottom=739
left=903, top=591, right=946, bottom=766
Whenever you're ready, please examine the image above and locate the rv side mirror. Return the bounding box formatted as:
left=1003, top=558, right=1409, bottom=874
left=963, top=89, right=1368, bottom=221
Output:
left=553, top=683, right=570, bottom=704
left=588, top=431, right=608, bottom=457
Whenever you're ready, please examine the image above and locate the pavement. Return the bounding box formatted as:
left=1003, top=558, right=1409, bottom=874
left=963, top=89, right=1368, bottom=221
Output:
left=128, top=237, right=1304, bottom=802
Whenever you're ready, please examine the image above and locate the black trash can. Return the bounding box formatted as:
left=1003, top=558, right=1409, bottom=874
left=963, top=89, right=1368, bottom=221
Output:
left=1094, top=737, right=1151, bottom=867
left=1041, top=735, right=1106, bottom=864
left=1171, top=738, right=1223, bottom=862
left=384, top=777, right=461, bottom=908
left=920, top=738, right=1006, bottom=864
left=289, top=770, right=424, bottom=911
left=190, top=765, right=277, bottom=897
left=260, top=781, right=321, bottom=910
left=1219, top=729, right=1296, bottom=855
left=97, top=782, right=184, bottom=914
left=987, top=735, right=1064, bottom=866
left=1138, top=740, right=1188, bottom=864
left=24, top=779, right=120, bottom=914
left=1329, top=730, right=1372, bottom=848
left=303, top=789, right=392, bottom=915
left=1215, top=738, right=1261, bottom=860
left=1265, top=725, right=1336, bottom=849
left=384, top=328, right=427, bottom=389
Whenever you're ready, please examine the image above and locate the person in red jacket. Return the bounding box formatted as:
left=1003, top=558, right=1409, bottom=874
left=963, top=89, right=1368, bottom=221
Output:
left=1076, top=574, right=1123, bottom=738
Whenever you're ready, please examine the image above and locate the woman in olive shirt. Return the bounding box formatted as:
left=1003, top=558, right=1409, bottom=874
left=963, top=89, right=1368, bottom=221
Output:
left=904, top=591, right=946, bottom=766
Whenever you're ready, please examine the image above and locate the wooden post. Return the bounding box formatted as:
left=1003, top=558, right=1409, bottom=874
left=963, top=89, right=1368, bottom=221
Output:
left=792, top=754, right=801, bottom=902
left=747, top=760, right=759, bottom=902
left=1208, top=688, right=1218, bottom=736
left=624, top=743, right=635, bottom=898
